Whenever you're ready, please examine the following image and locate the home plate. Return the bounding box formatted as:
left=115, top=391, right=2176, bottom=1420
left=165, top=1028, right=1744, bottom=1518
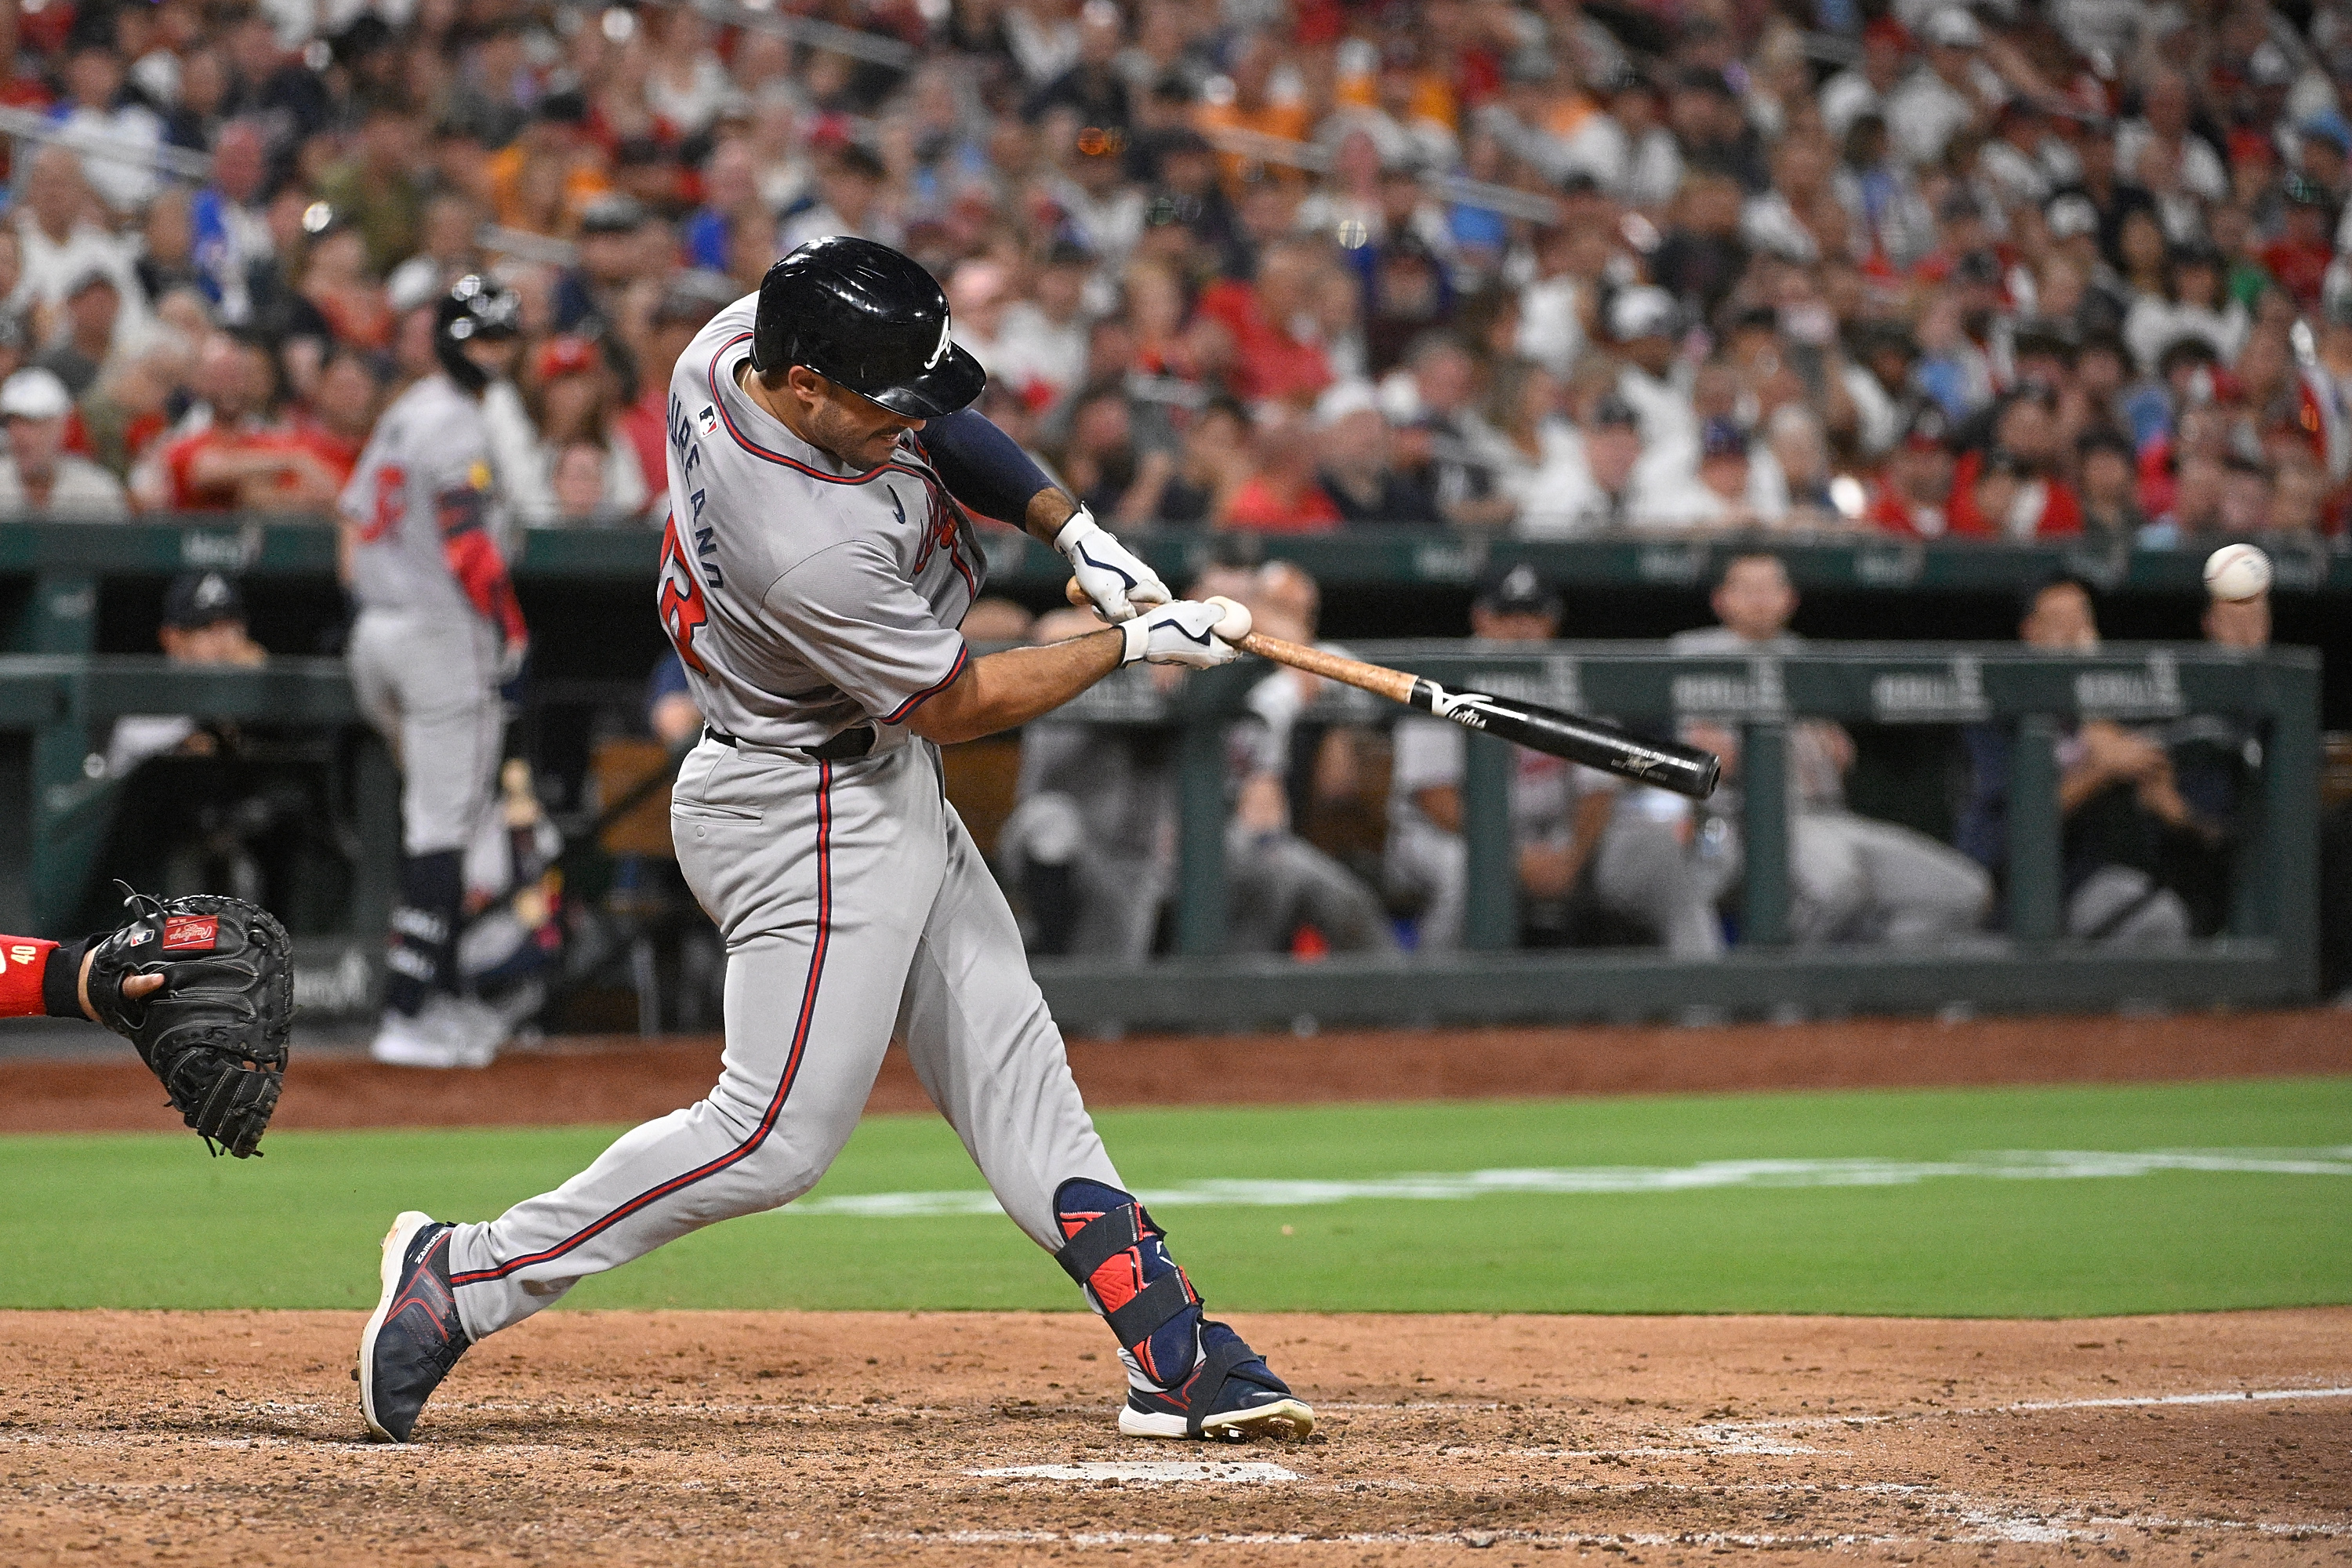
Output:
left=970, top=1461, right=1300, bottom=1485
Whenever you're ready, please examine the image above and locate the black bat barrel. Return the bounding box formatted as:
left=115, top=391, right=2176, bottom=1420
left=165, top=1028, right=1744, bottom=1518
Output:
left=1409, top=680, right=1721, bottom=800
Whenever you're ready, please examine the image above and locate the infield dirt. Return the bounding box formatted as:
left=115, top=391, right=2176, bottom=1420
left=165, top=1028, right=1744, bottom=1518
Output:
left=2, top=1307, right=2346, bottom=1566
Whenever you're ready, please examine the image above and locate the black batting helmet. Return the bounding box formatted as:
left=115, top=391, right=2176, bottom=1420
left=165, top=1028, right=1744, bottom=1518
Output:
left=750, top=236, right=985, bottom=419
left=435, top=274, right=521, bottom=394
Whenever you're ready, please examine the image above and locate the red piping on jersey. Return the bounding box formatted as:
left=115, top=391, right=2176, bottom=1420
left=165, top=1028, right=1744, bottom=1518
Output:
left=878, top=641, right=970, bottom=724
left=706, top=330, right=985, bottom=630
left=446, top=762, right=836, bottom=1288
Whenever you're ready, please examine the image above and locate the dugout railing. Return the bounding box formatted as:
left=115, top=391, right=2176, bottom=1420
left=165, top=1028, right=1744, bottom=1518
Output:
left=1024, top=641, right=2323, bottom=1029
left=0, top=640, right=2321, bottom=1029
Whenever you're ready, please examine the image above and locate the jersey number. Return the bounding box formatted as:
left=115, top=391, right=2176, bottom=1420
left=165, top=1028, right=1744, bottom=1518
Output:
left=658, top=514, right=710, bottom=675
left=359, top=464, right=405, bottom=543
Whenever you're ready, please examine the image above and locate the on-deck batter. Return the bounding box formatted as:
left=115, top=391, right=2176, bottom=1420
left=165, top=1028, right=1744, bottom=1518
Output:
left=340, top=276, right=529, bottom=1071
left=358, top=238, right=1312, bottom=1446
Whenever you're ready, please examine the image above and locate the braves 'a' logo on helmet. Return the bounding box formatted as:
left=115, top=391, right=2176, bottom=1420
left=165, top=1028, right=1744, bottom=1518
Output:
left=924, top=315, right=953, bottom=369
left=657, top=514, right=710, bottom=674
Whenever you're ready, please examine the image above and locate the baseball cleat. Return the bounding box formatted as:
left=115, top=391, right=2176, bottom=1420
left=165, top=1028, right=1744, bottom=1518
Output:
left=1118, top=1320, right=1314, bottom=1442
left=358, top=1211, right=471, bottom=1442
left=368, top=1000, right=475, bottom=1069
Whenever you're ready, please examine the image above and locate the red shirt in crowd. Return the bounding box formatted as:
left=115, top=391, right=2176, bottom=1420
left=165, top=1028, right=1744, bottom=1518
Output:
left=1944, top=448, right=2084, bottom=538
left=1863, top=485, right=1951, bottom=539
left=1193, top=278, right=1334, bottom=405
left=613, top=386, right=670, bottom=501
left=1221, top=475, right=1342, bottom=532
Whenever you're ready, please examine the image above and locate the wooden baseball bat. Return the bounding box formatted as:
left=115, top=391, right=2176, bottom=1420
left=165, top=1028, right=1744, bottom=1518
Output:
left=1066, top=582, right=1722, bottom=800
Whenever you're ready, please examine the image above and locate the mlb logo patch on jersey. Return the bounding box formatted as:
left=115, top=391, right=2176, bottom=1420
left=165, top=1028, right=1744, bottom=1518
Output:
left=162, top=915, right=219, bottom=951
left=697, top=405, right=720, bottom=438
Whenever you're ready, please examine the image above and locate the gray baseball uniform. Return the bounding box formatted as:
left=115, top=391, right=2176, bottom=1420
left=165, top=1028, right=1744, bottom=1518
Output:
left=1670, top=627, right=1989, bottom=945
left=1385, top=717, right=1725, bottom=956
left=441, top=297, right=1125, bottom=1335
left=341, top=372, right=513, bottom=858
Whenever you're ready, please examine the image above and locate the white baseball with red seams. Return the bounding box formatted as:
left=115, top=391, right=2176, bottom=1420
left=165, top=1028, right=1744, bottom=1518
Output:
left=2203, top=543, right=2271, bottom=602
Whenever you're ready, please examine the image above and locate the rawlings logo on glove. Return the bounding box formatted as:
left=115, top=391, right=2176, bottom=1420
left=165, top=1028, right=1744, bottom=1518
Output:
left=85, top=884, right=294, bottom=1159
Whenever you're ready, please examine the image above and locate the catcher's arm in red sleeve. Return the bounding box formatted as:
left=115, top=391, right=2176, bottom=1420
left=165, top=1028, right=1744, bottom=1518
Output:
left=0, top=935, right=164, bottom=1021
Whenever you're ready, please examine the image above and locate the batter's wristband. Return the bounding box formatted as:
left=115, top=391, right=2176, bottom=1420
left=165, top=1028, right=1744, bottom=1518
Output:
left=1119, top=616, right=1151, bottom=666
left=1052, top=509, right=1102, bottom=557
left=42, top=936, right=89, bottom=1020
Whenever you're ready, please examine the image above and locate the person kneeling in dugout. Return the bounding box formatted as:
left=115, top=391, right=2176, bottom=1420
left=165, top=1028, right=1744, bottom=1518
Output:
left=1385, top=563, right=1728, bottom=954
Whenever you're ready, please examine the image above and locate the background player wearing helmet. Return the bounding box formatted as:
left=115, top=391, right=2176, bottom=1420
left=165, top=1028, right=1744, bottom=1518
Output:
left=361, top=238, right=1310, bottom=1448
left=338, top=278, right=529, bottom=1069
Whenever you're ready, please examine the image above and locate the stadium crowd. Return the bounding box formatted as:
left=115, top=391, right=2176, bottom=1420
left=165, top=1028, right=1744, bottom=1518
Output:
left=0, top=0, right=2349, bottom=542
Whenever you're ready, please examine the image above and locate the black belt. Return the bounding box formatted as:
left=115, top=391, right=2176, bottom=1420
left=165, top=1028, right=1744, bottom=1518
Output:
left=704, top=723, right=875, bottom=761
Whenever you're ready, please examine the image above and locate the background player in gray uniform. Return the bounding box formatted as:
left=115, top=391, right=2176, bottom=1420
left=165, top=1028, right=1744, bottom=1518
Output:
left=1386, top=564, right=1726, bottom=955
left=1675, top=554, right=1990, bottom=947
left=339, top=277, right=528, bottom=1069
left=361, top=238, right=1312, bottom=1447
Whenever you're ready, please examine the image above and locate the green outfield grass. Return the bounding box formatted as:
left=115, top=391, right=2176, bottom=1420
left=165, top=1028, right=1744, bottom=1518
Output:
left=2, top=1077, right=2347, bottom=1316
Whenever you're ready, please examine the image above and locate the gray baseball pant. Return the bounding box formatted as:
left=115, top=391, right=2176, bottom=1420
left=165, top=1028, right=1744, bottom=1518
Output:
left=1787, top=809, right=1991, bottom=946
left=442, top=734, right=1123, bottom=1339
left=347, top=608, right=503, bottom=856
left=1389, top=811, right=1723, bottom=956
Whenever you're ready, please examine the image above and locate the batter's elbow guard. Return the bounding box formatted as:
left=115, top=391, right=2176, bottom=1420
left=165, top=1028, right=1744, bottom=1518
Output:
left=916, top=408, right=1056, bottom=524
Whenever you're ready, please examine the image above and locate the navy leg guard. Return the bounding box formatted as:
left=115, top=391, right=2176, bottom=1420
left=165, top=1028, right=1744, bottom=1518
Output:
left=1054, top=1178, right=1203, bottom=1388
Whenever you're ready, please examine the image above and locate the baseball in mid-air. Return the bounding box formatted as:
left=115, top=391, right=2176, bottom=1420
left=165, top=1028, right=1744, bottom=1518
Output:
left=2203, top=543, right=2272, bottom=602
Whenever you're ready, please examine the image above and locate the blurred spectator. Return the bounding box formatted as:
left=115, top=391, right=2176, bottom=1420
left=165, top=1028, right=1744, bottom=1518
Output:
left=148, top=334, right=339, bottom=513
left=517, top=334, right=649, bottom=527
left=386, top=194, right=487, bottom=316
left=780, top=143, right=902, bottom=252
left=0, top=367, right=128, bottom=514
left=1387, top=564, right=1725, bottom=954
left=1957, top=576, right=2192, bottom=946
left=1137, top=394, right=1252, bottom=526
left=50, top=37, right=165, bottom=214
left=189, top=120, right=274, bottom=325
left=316, top=101, right=429, bottom=278
left=1865, top=404, right=1956, bottom=536
left=554, top=196, right=652, bottom=334
left=37, top=268, right=121, bottom=397
left=1312, top=381, right=1439, bottom=524
left=1195, top=236, right=1336, bottom=404
left=1222, top=402, right=1340, bottom=532
left=13, top=147, right=147, bottom=341
left=1677, top=554, right=1991, bottom=947
left=615, top=272, right=731, bottom=501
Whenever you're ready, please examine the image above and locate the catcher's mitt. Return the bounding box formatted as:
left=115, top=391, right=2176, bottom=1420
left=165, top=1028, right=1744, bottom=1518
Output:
left=85, top=884, right=294, bottom=1157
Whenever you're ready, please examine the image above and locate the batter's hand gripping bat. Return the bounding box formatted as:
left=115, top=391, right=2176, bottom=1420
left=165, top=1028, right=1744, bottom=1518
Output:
left=1065, top=581, right=1721, bottom=800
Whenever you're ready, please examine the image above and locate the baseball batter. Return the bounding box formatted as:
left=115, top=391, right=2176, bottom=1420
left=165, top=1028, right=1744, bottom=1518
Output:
left=361, top=238, right=1311, bottom=1446
left=339, top=277, right=530, bottom=1070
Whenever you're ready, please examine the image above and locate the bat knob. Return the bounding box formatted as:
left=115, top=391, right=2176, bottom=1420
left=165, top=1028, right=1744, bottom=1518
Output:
left=1201, top=595, right=1253, bottom=643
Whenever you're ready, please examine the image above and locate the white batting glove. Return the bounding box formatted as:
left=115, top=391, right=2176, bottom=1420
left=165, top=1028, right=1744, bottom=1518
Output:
left=1119, top=597, right=1253, bottom=668
left=1056, top=506, right=1171, bottom=623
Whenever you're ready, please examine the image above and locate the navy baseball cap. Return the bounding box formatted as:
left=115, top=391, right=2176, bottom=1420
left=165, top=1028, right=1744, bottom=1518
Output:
left=163, top=572, right=245, bottom=630
left=1475, top=561, right=1562, bottom=617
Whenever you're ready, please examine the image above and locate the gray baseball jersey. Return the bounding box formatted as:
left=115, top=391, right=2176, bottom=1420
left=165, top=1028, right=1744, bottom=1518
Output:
left=654, top=296, right=985, bottom=752
left=340, top=372, right=502, bottom=621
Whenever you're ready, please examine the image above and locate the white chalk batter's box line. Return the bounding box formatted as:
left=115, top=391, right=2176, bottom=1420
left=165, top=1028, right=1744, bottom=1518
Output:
left=776, top=1146, right=2352, bottom=1218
